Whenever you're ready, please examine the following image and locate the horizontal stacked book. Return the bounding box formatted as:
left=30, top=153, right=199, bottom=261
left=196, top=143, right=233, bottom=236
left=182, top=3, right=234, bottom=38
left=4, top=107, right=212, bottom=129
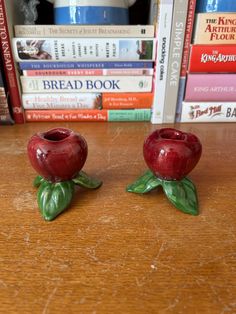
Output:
left=180, top=0, right=236, bottom=123
left=12, top=24, right=156, bottom=122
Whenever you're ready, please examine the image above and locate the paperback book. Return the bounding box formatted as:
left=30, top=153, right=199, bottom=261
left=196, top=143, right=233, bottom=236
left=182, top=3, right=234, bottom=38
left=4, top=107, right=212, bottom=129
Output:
left=22, top=68, right=154, bottom=76
left=20, top=76, right=153, bottom=93
left=151, top=0, right=174, bottom=124
left=181, top=101, right=236, bottom=122
left=163, top=0, right=189, bottom=123
left=24, top=109, right=152, bottom=122
left=12, top=38, right=156, bottom=62
left=19, top=61, right=154, bottom=70
left=14, top=24, right=155, bottom=38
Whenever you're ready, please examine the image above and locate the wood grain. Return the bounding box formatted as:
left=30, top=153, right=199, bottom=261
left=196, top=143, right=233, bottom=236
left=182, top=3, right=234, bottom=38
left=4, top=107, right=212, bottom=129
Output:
left=0, top=122, right=235, bottom=314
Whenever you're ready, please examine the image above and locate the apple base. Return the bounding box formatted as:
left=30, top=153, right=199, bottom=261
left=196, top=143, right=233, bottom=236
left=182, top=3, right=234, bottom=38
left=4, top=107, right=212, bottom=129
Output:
left=33, top=171, right=102, bottom=221
left=126, top=170, right=199, bottom=216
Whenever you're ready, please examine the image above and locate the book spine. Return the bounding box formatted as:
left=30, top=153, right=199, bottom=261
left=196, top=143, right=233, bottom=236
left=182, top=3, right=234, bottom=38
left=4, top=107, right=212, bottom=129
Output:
left=196, top=0, right=236, bottom=13
left=0, top=67, right=14, bottom=124
left=22, top=68, right=154, bottom=76
left=0, top=0, right=24, bottom=123
left=163, top=0, right=189, bottom=123
left=189, top=44, right=236, bottom=73
left=102, top=92, right=154, bottom=109
left=181, top=101, right=236, bottom=122
left=20, top=76, right=153, bottom=93
left=176, top=0, right=196, bottom=122
left=22, top=93, right=102, bottom=109
left=185, top=74, right=236, bottom=101
left=151, top=0, right=174, bottom=124
left=25, top=109, right=151, bottom=122
left=180, top=0, right=197, bottom=77
left=193, top=13, right=236, bottom=44
left=12, top=38, right=156, bottom=62
left=19, top=61, right=154, bottom=70
left=14, top=25, right=155, bottom=38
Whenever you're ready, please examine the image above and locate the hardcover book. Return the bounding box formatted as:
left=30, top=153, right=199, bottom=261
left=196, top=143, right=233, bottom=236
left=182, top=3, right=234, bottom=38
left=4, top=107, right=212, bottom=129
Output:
left=175, top=0, right=197, bottom=122
left=14, top=25, right=155, bottom=38
left=189, top=44, right=236, bottom=73
left=12, top=38, right=156, bottom=62
left=24, top=109, right=151, bottom=122
left=181, top=101, right=236, bottom=122
left=193, top=13, right=236, bottom=44
left=0, top=0, right=25, bottom=123
left=185, top=74, right=236, bottom=101
left=20, top=76, right=153, bottom=93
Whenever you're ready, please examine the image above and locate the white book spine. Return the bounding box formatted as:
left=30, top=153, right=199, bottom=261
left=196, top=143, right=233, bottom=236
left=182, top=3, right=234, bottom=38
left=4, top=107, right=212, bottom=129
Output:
left=151, top=0, right=174, bottom=124
left=14, top=25, right=155, bottom=38
left=20, top=76, right=153, bottom=93
left=163, top=0, right=189, bottom=123
left=181, top=102, right=236, bottom=122
left=22, top=93, right=102, bottom=109
left=12, top=38, right=156, bottom=62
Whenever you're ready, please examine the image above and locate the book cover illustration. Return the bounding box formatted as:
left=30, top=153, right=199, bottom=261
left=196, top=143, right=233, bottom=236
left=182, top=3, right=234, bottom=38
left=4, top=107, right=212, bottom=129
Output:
left=196, top=0, right=236, bottom=13
left=12, top=38, right=156, bottom=62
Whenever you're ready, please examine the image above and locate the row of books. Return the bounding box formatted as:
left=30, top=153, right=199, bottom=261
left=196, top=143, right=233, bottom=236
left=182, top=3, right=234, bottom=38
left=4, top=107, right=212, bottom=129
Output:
left=1, top=0, right=236, bottom=124
left=179, top=0, right=236, bottom=123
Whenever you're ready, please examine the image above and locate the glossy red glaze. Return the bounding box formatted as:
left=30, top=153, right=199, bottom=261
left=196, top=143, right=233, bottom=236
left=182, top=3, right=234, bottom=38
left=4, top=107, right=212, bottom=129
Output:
left=143, top=128, right=202, bottom=181
left=27, top=127, right=88, bottom=182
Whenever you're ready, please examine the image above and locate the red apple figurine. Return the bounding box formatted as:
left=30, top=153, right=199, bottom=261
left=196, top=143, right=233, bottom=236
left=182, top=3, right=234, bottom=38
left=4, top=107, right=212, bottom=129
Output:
left=28, top=127, right=88, bottom=182
left=127, top=128, right=202, bottom=216
left=143, top=128, right=202, bottom=181
left=27, top=127, right=102, bottom=221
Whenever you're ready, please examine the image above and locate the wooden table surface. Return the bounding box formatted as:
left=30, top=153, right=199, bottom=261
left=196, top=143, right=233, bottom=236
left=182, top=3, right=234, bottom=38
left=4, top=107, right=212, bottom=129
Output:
left=0, top=122, right=235, bottom=314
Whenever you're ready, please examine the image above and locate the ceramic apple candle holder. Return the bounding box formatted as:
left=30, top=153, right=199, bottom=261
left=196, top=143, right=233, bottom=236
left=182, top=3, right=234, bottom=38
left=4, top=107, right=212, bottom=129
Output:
left=27, top=127, right=102, bottom=221
left=127, top=128, right=202, bottom=215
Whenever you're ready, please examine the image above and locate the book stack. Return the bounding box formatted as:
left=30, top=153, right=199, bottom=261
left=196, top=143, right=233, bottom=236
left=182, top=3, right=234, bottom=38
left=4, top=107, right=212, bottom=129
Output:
left=12, top=24, right=156, bottom=122
left=180, top=0, right=236, bottom=123
left=0, top=57, right=14, bottom=125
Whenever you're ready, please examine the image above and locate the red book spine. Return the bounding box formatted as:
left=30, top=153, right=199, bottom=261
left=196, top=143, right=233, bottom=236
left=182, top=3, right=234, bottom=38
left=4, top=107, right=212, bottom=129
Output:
left=180, top=0, right=197, bottom=77
left=0, top=0, right=24, bottom=123
left=189, top=45, right=236, bottom=73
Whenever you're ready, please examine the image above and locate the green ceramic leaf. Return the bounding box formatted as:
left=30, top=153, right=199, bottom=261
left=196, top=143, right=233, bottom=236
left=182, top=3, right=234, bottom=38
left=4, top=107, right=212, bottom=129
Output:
left=72, top=171, right=102, bottom=189
left=126, top=170, right=162, bottom=194
left=33, top=175, right=45, bottom=187
left=37, top=180, right=75, bottom=221
left=162, top=178, right=198, bottom=216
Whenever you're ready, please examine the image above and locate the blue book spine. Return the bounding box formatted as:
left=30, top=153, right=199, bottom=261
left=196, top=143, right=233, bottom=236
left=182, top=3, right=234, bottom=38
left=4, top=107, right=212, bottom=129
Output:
left=196, top=0, right=236, bottom=13
left=19, top=61, right=154, bottom=70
